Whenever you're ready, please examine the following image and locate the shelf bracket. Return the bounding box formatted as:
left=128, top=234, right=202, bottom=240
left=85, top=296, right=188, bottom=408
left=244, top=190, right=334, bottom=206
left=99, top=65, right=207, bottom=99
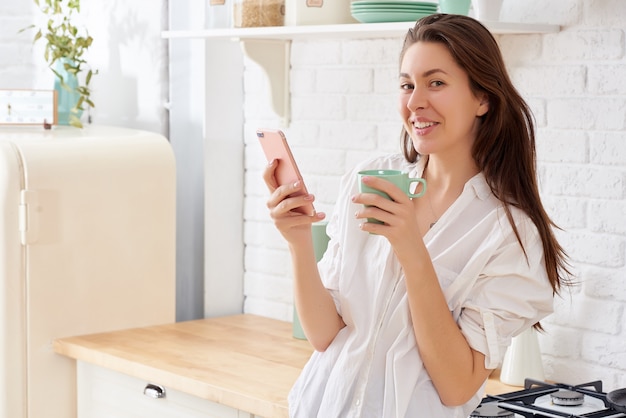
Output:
left=240, top=39, right=291, bottom=127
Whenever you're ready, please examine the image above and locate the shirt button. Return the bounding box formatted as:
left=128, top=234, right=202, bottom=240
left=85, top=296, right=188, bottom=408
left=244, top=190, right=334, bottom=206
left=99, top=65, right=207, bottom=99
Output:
left=355, top=399, right=361, bottom=406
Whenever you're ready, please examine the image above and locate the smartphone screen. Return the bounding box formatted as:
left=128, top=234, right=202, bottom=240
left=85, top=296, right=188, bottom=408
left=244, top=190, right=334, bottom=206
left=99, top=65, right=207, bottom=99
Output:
left=256, top=129, right=316, bottom=216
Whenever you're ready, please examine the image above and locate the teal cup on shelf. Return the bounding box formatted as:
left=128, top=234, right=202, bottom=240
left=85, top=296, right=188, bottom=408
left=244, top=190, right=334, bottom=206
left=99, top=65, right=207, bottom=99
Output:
left=293, top=220, right=330, bottom=340
left=438, top=0, right=471, bottom=15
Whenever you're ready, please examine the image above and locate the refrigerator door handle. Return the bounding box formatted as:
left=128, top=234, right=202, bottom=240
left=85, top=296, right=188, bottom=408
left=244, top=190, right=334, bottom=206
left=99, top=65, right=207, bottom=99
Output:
left=19, top=189, right=39, bottom=245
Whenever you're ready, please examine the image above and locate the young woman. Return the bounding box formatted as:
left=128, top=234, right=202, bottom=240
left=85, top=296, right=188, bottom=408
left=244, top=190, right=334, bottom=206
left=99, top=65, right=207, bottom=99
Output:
left=263, top=14, right=570, bottom=417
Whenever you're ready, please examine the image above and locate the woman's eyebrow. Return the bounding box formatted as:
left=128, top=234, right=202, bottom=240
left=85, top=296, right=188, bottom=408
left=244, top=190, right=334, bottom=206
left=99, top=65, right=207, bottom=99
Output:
left=399, top=68, right=449, bottom=79
left=422, top=68, right=448, bottom=77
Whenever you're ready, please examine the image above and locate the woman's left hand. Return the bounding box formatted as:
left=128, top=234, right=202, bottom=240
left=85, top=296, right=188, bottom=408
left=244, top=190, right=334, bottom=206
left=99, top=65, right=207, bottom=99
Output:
left=352, top=175, right=424, bottom=259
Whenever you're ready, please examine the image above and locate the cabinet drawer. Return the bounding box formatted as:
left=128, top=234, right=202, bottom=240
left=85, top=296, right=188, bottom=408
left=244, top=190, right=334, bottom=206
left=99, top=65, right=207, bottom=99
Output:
left=77, top=362, right=254, bottom=418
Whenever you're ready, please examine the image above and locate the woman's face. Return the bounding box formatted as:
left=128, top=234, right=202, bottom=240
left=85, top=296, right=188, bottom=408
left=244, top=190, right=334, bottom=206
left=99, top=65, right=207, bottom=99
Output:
left=398, top=41, right=488, bottom=158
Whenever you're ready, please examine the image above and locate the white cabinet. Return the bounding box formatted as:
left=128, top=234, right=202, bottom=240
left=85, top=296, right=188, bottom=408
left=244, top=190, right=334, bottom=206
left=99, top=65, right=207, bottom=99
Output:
left=76, top=362, right=255, bottom=418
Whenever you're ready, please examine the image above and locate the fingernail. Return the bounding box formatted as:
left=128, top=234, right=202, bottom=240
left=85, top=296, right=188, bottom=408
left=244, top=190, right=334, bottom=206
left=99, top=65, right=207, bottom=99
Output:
left=293, top=180, right=300, bottom=188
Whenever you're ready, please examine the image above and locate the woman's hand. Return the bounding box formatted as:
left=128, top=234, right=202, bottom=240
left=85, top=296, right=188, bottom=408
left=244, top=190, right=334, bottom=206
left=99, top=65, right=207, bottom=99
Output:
left=352, top=175, right=423, bottom=262
left=263, top=159, right=325, bottom=243
left=263, top=160, right=342, bottom=351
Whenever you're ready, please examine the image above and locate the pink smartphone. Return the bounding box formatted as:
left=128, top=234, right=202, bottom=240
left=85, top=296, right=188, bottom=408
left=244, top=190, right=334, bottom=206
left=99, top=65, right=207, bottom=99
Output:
left=257, top=128, right=316, bottom=216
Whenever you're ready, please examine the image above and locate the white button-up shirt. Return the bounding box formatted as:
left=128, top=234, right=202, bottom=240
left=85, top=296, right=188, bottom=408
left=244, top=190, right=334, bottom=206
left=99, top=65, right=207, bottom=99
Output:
left=288, top=154, right=555, bottom=418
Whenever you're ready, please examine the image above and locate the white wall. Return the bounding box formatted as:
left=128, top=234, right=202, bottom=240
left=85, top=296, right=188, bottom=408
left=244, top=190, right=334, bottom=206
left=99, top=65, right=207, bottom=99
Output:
left=0, top=0, right=167, bottom=134
left=242, top=0, right=626, bottom=390
left=0, top=2, right=39, bottom=88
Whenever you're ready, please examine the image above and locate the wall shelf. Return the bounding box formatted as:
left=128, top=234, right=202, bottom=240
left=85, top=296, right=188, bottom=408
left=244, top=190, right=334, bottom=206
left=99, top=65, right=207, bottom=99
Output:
left=162, top=20, right=560, bottom=41
left=162, top=21, right=560, bottom=126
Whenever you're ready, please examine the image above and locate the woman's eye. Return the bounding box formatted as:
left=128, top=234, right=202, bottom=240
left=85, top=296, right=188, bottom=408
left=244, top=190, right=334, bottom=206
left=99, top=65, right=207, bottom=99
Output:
left=400, top=83, right=414, bottom=91
left=430, top=80, right=444, bottom=87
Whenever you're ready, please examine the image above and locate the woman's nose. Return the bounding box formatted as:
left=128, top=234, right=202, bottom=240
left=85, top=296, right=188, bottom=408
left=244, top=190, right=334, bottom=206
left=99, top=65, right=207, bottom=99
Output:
left=407, top=88, right=427, bottom=111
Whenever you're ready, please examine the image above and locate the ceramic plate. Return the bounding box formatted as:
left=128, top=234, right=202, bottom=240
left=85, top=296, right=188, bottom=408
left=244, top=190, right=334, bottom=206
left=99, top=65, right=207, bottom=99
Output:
left=351, top=0, right=436, bottom=4
left=351, top=10, right=433, bottom=23
left=351, top=4, right=436, bottom=9
left=351, top=3, right=436, bottom=7
left=351, top=0, right=437, bottom=7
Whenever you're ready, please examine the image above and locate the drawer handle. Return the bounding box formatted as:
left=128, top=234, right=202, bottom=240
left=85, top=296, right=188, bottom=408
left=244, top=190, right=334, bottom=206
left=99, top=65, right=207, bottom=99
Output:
left=144, top=383, right=166, bottom=399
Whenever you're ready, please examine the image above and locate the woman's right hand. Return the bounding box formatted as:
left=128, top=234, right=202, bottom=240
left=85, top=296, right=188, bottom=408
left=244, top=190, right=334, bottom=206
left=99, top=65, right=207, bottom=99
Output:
left=263, top=160, right=343, bottom=351
left=263, top=159, right=325, bottom=243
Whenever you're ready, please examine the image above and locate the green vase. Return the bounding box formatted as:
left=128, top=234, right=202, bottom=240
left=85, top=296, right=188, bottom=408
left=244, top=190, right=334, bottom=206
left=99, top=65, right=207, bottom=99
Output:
left=54, top=59, right=83, bottom=126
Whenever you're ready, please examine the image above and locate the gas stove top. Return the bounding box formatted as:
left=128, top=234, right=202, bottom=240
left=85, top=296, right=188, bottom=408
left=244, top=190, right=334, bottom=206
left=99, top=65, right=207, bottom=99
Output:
left=470, top=379, right=626, bottom=418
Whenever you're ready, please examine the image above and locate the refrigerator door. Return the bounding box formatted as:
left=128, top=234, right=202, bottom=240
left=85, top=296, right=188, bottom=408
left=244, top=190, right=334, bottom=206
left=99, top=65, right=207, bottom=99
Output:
left=1, top=125, right=177, bottom=418
left=0, top=140, right=27, bottom=418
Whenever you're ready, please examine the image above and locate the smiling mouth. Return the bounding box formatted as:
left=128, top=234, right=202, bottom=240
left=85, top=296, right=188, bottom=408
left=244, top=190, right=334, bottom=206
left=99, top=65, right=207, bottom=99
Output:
left=413, top=121, right=438, bottom=132
left=414, top=121, right=437, bottom=129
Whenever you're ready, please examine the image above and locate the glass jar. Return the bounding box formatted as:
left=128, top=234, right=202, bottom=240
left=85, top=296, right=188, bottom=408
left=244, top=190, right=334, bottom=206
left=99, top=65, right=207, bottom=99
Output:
left=233, top=0, right=286, bottom=28
left=208, top=0, right=232, bottom=28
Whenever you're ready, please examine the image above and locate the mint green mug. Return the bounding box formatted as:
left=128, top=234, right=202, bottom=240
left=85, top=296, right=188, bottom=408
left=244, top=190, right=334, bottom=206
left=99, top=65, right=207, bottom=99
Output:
left=358, top=169, right=427, bottom=224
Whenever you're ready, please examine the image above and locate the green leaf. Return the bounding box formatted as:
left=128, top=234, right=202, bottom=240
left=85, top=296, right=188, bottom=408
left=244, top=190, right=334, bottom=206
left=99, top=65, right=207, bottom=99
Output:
left=69, top=114, right=83, bottom=128
left=18, top=24, right=35, bottom=34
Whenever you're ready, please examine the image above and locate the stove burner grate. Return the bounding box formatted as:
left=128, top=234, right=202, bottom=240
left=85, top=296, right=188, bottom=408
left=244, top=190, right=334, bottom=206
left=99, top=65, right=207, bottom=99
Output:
left=470, top=379, right=626, bottom=418
left=550, top=389, right=585, bottom=406
left=469, top=403, right=515, bottom=418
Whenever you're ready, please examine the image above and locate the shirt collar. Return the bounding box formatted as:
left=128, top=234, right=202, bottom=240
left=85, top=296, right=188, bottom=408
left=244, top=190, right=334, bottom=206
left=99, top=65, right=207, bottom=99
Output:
left=466, top=172, right=492, bottom=201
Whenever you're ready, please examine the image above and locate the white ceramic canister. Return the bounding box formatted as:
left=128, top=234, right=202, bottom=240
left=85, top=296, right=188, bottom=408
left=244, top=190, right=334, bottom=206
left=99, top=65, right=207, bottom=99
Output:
left=284, top=0, right=356, bottom=26
left=500, top=327, right=545, bottom=386
left=471, top=0, right=503, bottom=21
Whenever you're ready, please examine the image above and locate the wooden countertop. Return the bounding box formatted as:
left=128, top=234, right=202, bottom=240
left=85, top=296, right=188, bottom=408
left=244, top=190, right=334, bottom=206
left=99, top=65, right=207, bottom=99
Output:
left=54, top=314, right=521, bottom=417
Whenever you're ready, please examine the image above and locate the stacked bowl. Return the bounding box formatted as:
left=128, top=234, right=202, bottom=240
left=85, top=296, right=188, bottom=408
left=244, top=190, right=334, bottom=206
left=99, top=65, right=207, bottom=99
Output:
left=350, top=0, right=437, bottom=23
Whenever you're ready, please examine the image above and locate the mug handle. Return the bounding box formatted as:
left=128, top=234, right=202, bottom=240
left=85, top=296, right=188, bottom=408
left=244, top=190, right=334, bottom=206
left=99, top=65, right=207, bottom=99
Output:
left=407, top=178, right=427, bottom=198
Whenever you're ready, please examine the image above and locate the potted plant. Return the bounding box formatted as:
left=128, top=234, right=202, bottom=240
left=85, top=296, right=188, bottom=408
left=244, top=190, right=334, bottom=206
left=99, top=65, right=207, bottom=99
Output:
left=22, top=0, right=96, bottom=128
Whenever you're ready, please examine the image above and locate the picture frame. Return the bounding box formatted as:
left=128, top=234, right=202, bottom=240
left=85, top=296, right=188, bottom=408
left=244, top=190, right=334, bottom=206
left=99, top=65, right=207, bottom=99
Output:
left=0, top=89, right=57, bottom=126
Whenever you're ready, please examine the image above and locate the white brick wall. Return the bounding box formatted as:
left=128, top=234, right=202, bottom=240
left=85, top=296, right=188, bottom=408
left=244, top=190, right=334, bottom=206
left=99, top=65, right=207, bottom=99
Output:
left=243, top=0, right=626, bottom=390
left=0, top=2, right=40, bottom=88
left=0, top=1, right=167, bottom=133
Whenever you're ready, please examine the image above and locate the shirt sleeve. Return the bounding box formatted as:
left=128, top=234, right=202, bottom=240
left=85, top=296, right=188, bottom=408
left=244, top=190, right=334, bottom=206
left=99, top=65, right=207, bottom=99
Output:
left=316, top=166, right=358, bottom=316
left=457, top=218, right=555, bottom=369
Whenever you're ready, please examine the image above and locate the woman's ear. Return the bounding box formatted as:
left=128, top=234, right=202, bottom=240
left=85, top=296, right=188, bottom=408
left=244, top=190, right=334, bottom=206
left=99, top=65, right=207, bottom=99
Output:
left=477, top=94, right=489, bottom=117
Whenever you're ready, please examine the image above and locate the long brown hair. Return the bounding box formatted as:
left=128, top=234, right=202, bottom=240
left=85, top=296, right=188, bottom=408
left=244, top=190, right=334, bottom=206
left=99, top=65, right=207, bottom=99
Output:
left=400, top=14, right=570, bottom=297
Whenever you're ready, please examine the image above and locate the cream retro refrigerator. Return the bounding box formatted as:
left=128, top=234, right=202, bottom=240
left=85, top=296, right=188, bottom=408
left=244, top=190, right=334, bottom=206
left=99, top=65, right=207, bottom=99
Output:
left=0, top=125, right=176, bottom=418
